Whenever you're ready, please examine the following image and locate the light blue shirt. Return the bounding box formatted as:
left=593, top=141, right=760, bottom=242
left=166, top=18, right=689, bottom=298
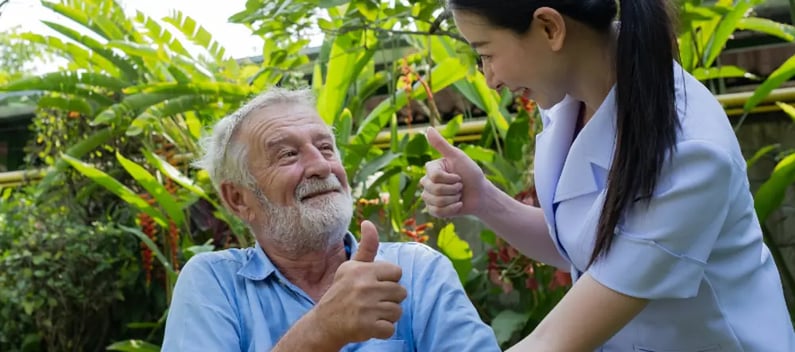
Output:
left=162, top=233, right=500, bottom=351
left=534, top=63, right=795, bottom=351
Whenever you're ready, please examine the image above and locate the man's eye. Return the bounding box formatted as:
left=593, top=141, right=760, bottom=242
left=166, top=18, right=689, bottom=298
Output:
left=279, top=150, right=297, bottom=159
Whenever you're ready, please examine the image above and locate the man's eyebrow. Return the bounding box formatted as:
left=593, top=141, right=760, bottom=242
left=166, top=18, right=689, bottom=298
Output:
left=265, top=136, right=288, bottom=148
left=313, top=132, right=335, bottom=142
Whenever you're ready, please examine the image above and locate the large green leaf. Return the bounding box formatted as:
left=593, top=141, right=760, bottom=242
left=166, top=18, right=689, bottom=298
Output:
left=142, top=149, right=216, bottom=207
left=317, top=30, right=378, bottom=124
left=43, top=1, right=122, bottom=41
left=745, top=54, right=795, bottom=111
left=106, top=339, right=161, bottom=352
left=107, top=41, right=160, bottom=61
left=737, top=17, right=795, bottom=42
left=746, top=144, right=780, bottom=169
left=703, top=1, right=754, bottom=68
left=354, top=57, right=468, bottom=146
left=491, top=310, right=531, bottom=346
left=462, top=74, right=509, bottom=137
left=135, top=11, right=193, bottom=58
left=776, top=101, right=795, bottom=123
left=92, top=92, right=178, bottom=125
left=692, top=66, right=758, bottom=81
left=163, top=10, right=227, bottom=62
left=505, top=115, right=530, bottom=162
left=2, top=71, right=129, bottom=92
left=354, top=151, right=402, bottom=184
left=117, top=152, right=185, bottom=227
left=124, top=81, right=251, bottom=97
left=143, top=95, right=213, bottom=122
left=335, top=108, right=353, bottom=160
left=120, top=225, right=175, bottom=273
left=39, top=20, right=139, bottom=80
left=437, top=223, right=473, bottom=283
left=14, top=32, right=112, bottom=73
left=62, top=154, right=168, bottom=227
left=37, top=96, right=94, bottom=115
left=754, top=153, right=795, bottom=223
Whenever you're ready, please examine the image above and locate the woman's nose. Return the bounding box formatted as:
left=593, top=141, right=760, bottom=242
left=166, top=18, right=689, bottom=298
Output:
left=482, top=64, right=503, bottom=90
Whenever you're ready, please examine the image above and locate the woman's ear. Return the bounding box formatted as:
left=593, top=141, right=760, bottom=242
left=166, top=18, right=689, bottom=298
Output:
left=533, top=7, right=567, bottom=52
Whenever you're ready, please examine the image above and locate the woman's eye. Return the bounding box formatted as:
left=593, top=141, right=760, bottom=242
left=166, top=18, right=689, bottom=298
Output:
left=476, top=55, right=491, bottom=70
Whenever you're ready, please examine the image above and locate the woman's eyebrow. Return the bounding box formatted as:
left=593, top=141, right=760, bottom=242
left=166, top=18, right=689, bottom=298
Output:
left=470, top=41, right=489, bottom=49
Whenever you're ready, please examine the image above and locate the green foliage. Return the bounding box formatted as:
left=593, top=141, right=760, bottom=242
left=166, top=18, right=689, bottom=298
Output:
left=677, top=0, right=795, bottom=92
left=0, top=26, right=53, bottom=85
left=4, top=0, right=795, bottom=349
left=0, top=189, right=139, bottom=352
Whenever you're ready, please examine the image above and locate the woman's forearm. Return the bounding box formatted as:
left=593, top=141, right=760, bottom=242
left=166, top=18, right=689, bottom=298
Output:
left=476, top=182, right=569, bottom=269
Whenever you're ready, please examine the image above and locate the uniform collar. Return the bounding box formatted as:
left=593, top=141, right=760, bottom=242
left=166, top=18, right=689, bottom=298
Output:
left=552, top=86, right=617, bottom=203
left=237, top=232, right=359, bottom=281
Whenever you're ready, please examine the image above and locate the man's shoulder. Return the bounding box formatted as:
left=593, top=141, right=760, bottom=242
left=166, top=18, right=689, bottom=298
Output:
left=182, top=247, right=254, bottom=272
left=377, top=241, right=446, bottom=264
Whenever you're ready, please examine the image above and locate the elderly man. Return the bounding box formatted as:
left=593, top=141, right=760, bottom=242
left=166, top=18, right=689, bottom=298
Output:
left=162, top=87, right=500, bottom=351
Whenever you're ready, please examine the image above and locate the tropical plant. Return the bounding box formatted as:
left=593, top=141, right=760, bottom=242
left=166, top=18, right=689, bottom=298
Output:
left=0, top=0, right=312, bottom=346
left=677, top=0, right=795, bottom=90
left=0, top=187, right=140, bottom=352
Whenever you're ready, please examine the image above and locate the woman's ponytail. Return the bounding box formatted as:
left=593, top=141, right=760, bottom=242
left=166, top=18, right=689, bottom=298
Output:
left=589, top=0, right=680, bottom=267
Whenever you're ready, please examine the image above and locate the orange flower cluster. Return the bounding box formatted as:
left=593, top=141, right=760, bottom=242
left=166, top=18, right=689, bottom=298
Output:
left=153, top=135, right=179, bottom=166
left=401, top=218, right=432, bottom=243
left=164, top=179, right=180, bottom=272
left=398, top=58, right=417, bottom=127
left=138, top=194, right=158, bottom=286
left=517, top=96, right=536, bottom=113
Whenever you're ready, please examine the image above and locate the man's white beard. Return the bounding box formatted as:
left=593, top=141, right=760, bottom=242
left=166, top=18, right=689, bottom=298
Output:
left=255, top=175, right=353, bottom=255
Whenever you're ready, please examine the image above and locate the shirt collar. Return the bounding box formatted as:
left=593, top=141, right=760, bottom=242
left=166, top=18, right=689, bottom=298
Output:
left=550, top=86, right=618, bottom=203
left=237, top=232, right=359, bottom=281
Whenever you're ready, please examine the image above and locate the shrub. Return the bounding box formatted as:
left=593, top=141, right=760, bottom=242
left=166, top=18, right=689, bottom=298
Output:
left=0, top=190, right=139, bottom=352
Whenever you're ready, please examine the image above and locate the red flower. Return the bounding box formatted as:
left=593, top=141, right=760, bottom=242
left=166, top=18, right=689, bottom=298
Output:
left=549, top=270, right=573, bottom=290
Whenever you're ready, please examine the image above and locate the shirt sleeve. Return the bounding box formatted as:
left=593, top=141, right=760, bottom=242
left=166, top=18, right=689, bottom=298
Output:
left=588, top=140, right=736, bottom=299
left=409, top=244, right=501, bottom=351
left=162, top=254, right=241, bottom=351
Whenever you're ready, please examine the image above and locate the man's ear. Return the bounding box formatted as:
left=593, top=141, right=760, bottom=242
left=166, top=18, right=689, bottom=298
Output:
left=220, top=182, right=256, bottom=223
left=533, top=7, right=567, bottom=52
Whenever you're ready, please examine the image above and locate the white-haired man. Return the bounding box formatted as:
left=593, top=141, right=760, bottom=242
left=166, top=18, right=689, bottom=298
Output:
left=161, top=87, right=500, bottom=351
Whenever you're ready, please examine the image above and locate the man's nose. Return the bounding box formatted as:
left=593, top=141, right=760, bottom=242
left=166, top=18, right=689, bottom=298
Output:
left=303, top=148, right=332, bottom=179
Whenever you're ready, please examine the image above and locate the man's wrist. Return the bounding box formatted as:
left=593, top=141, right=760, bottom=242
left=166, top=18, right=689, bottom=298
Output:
left=305, top=309, right=347, bottom=349
left=273, top=309, right=346, bottom=352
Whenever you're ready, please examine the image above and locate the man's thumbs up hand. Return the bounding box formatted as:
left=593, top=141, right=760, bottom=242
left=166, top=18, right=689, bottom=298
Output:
left=353, top=220, right=379, bottom=262
left=313, top=221, right=407, bottom=345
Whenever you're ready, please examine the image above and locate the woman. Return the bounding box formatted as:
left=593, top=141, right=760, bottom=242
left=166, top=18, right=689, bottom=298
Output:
left=421, top=0, right=795, bottom=350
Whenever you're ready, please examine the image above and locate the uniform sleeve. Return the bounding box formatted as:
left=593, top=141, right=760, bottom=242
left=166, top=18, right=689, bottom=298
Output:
left=409, top=244, right=501, bottom=351
left=588, top=140, right=735, bottom=299
left=162, top=254, right=241, bottom=351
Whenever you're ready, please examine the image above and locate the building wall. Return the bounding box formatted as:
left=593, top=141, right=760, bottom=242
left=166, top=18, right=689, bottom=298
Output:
left=733, top=112, right=795, bottom=308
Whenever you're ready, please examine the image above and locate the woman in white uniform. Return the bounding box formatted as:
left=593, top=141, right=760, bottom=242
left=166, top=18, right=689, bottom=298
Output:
left=420, top=0, right=795, bottom=350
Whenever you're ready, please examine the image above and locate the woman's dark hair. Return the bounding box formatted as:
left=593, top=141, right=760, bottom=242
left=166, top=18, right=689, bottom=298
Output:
left=448, top=0, right=680, bottom=267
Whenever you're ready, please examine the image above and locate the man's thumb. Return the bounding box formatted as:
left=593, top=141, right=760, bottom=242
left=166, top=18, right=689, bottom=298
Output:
left=353, top=220, right=380, bottom=262
left=426, top=127, right=461, bottom=158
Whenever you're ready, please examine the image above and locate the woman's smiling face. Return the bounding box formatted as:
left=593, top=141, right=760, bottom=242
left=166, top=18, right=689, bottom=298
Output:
left=452, top=8, right=571, bottom=109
